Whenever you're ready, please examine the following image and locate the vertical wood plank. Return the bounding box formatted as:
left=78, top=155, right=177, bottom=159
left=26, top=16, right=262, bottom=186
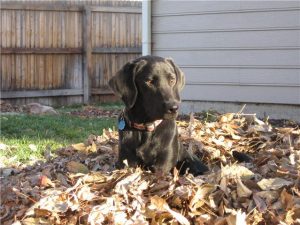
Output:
left=1, top=2, right=142, bottom=105
left=82, top=6, right=92, bottom=104
left=30, top=11, right=34, bottom=48
left=5, top=12, right=10, bottom=89
left=24, top=11, right=29, bottom=89
left=3, top=11, right=7, bottom=47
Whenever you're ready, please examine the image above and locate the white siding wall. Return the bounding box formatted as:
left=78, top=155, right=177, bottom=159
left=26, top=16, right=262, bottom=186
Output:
left=152, top=1, right=300, bottom=105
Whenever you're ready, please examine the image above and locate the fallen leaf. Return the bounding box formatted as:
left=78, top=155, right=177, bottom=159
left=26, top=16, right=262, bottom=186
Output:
left=66, top=161, right=89, bottom=174
left=22, top=217, right=51, bottom=225
left=190, top=184, right=216, bottom=210
left=26, top=190, right=69, bottom=216
left=236, top=178, right=252, bottom=198
left=253, top=193, right=267, bottom=212
left=151, top=195, right=190, bottom=225
left=220, top=164, right=255, bottom=180
left=220, top=113, right=234, bottom=123
left=72, top=143, right=87, bottom=151
left=34, top=208, right=52, bottom=217
left=40, top=175, right=55, bottom=188
left=257, top=178, right=293, bottom=191
left=77, top=185, right=95, bottom=201
left=255, top=190, right=279, bottom=205
left=280, top=188, right=294, bottom=210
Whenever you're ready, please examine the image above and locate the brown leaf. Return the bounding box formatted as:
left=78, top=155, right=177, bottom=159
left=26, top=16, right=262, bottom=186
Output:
left=66, top=161, right=89, bottom=174
left=220, top=164, right=255, bottom=180
left=71, top=143, right=86, bottom=151
left=253, top=193, right=267, bottom=213
left=225, top=214, right=236, bottom=225
left=257, top=178, right=293, bottom=191
left=39, top=175, right=55, bottom=188
left=150, top=195, right=167, bottom=211
left=190, top=184, right=216, bottom=210
left=86, top=142, right=97, bottom=153
left=22, top=217, right=51, bottom=225
left=236, top=178, right=252, bottom=198
left=280, top=188, right=294, bottom=210
left=34, top=208, right=52, bottom=217
left=151, top=195, right=190, bottom=225
left=255, top=190, right=279, bottom=205
left=220, top=113, right=234, bottom=123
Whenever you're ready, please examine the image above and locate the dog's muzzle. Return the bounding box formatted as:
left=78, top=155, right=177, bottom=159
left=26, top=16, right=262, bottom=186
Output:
left=163, top=103, right=179, bottom=120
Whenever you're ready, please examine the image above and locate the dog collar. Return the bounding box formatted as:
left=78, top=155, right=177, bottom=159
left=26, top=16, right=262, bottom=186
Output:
left=131, top=120, right=163, bottom=132
left=119, top=110, right=163, bottom=132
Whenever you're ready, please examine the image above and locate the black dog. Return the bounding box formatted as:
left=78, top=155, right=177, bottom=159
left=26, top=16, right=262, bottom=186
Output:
left=109, top=56, right=208, bottom=175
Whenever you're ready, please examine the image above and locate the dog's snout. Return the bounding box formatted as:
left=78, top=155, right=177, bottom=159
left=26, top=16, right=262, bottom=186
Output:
left=168, top=104, right=179, bottom=114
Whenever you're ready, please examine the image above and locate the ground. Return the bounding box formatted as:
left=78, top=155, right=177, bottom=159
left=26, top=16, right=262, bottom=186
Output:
left=0, top=102, right=299, bottom=225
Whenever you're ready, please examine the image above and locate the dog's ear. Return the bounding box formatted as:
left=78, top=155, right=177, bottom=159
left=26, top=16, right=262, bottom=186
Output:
left=166, top=58, right=185, bottom=91
left=109, top=59, right=147, bottom=108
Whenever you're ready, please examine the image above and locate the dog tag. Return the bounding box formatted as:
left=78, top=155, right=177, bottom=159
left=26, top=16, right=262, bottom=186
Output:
left=118, top=119, right=126, bottom=130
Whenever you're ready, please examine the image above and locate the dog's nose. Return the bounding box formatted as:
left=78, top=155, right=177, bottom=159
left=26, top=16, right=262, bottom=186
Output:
left=168, top=105, right=179, bottom=114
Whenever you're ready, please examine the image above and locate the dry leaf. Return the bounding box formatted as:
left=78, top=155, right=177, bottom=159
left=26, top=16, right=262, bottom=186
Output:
left=220, top=113, right=234, bottom=123
left=34, top=208, right=52, bottom=217
left=72, top=143, right=87, bottom=151
left=190, top=184, right=216, bottom=210
left=77, top=185, right=95, bottom=201
left=40, top=175, right=55, bottom=188
left=255, top=190, right=279, bottom=205
left=66, top=161, right=89, bottom=174
left=220, top=164, right=254, bottom=180
left=236, top=178, right=252, bottom=198
left=257, top=178, right=293, bottom=191
left=253, top=193, right=267, bottom=212
left=151, top=195, right=190, bottom=225
left=280, top=188, right=294, bottom=210
left=22, top=217, right=51, bottom=225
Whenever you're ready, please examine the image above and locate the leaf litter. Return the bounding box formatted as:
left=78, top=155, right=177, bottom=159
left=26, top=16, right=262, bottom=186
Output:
left=1, top=111, right=299, bottom=225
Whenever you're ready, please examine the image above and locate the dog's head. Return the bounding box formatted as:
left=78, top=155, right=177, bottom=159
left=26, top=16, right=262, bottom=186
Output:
left=109, top=56, right=185, bottom=120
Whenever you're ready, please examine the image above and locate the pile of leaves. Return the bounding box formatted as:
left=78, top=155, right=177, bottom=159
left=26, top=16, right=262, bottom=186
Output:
left=1, top=112, right=299, bottom=225
left=0, top=100, right=25, bottom=113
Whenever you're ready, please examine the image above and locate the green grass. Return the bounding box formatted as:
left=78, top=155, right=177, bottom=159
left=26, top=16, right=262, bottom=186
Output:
left=0, top=106, right=118, bottom=165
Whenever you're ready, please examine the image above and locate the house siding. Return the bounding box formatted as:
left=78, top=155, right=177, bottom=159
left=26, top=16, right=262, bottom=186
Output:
left=152, top=1, right=300, bottom=105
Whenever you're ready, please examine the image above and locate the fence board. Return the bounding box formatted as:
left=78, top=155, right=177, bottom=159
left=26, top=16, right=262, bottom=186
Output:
left=83, top=7, right=92, bottom=103
left=0, top=0, right=142, bottom=105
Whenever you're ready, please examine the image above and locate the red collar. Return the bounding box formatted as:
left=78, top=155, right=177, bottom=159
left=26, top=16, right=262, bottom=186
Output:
left=130, top=119, right=163, bottom=132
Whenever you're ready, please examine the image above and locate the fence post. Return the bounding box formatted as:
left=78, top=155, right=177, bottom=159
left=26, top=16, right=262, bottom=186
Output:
left=82, top=6, right=92, bottom=104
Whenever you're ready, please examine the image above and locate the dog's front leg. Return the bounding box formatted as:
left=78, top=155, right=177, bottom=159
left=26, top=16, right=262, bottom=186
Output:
left=117, top=130, right=144, bottom=169
left=136, top=132, right=157, bottom=167
left=177, top=148, right=209, bottom=175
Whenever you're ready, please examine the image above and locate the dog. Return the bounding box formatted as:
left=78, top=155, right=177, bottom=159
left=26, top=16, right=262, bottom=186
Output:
left=109, top=56, right=208, bottom=175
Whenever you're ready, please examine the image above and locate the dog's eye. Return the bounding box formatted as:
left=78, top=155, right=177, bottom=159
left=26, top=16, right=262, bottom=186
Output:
left=170, top=77, right=176, bottom=86
left=145, top=79, right=154, bottom=86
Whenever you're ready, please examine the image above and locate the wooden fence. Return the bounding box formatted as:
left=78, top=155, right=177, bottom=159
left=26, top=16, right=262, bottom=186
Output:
left=0, top=1, right=142, bottom=105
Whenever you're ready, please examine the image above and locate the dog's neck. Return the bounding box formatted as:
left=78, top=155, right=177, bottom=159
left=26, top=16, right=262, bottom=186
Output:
left=126, top=105, right=155, bottom=124
left=123, top=108, right=163, bottom=132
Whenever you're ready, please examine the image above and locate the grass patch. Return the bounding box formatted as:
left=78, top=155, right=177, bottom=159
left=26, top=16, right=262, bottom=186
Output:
left=0, top=107, right=117, bottom=165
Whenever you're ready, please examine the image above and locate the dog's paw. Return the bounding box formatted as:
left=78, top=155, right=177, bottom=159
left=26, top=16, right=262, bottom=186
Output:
left=232, top=151, right=253, bottom=163
left=177, top=158, right=209, bottom=176
left=188, top=161, right=209, bottom=176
